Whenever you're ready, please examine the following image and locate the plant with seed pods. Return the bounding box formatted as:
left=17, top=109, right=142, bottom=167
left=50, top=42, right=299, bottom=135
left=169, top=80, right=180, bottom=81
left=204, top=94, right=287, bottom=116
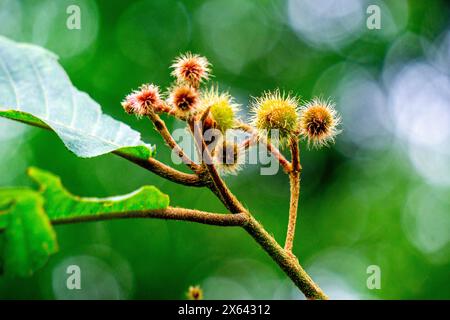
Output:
left=119, top=53, right=341, bottom=299
left=0, top=36, right=340, bottom=299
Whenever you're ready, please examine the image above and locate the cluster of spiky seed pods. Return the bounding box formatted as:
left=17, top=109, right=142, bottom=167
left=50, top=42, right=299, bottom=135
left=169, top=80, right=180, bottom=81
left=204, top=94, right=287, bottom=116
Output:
left=122, top=53, right=340, bottom=175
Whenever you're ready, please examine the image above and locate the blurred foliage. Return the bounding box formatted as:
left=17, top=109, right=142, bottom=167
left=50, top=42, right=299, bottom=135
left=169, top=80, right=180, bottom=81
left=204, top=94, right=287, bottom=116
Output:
left=0, top=0, right=449, bottom=299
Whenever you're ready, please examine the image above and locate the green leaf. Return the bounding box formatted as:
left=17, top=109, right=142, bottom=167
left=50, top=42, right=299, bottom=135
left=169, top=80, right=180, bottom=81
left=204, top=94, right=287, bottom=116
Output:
left=0, top=168, right=169, bottom=277
left=0, top=188, right=57, bottom=277
left=0, top=111, right=155, bottom=162
left=0, top=36, right=154, bottom=158
left=27, top=167, right=169, bottom=221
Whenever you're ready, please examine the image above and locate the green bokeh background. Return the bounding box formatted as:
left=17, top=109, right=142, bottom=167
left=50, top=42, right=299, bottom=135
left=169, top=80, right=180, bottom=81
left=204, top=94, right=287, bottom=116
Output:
left=0, top=0, right=449, bottom=299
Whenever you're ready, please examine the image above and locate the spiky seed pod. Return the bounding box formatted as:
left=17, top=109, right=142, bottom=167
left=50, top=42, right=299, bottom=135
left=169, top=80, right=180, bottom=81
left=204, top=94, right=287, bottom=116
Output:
left=299, top=98, right=341, bottom=148
left=171, top=52, right=211, bottom=86
left=212, top=140, right=243, bottom=175
left=250, top=90, right=299, bottom=144
left=134, top=84, right=165, bottom=115
left=121, top=93, right=137, bottom=114
left=186, top=285, right=203, bottom=300
left=168, top=85, right=199, bottom=117
left=200, top=87, right=240, bottom=133
left=122, top=84, right=165, bottom=117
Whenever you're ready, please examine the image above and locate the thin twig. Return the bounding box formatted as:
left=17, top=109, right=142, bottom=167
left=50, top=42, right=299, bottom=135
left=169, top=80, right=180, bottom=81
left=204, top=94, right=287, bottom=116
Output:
left=236, top=121, right=292, bottom=173
left=191, top=119, right=247, bottom=214
left=265, top=140, right=292, bottom=173
left=239, top=136, right=254, bottom=151
left=50, top=207, right=248, bottom=227
left=285, top=171, right=300, bottom=252
left=0, top=208, right=248, bottom=233
left=290, top=137, right=301, bottom=173
left=284, top=138, right=301, bottom=252
left=114, top=151, right=207, bottom=187
left=147, top=111, right=202, bottom=173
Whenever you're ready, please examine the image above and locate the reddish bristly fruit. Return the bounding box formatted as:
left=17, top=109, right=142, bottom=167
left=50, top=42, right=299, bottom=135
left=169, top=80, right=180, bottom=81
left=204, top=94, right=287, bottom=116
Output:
left=121, top=93, right=137, bottom=114
left=168, top=84, right=200, bottom=117
left=134, top=84, right=165, bottom=115
left=122, top=84, right=166, bottom=117
left=171, top=52, right=211, bottom=86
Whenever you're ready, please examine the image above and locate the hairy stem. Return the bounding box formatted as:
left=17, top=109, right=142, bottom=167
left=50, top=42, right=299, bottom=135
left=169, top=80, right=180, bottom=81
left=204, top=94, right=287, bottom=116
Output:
left=266, top=140, right=292, bottom=173
left=290, top=137, right=301, bottom=173
left=285, top=138, right=301, bottom=252
left=49, top=207, right=248, bottom=228
left=236, top=121, right=292, bottom=173
left=147, top=111, right=201, bottom=173
left=191, top=119, right=247, bottom=214
left=244, top=214, right=327, bottom=300
left=115, top=150, right=207, bottom=187
left=285, top=171, right=300, bottom=252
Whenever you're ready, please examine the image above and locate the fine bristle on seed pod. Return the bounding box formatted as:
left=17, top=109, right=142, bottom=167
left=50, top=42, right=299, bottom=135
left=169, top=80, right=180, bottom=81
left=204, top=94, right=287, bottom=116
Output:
left=168, top=84, right=200, bottom=118
left=200, top=87, right=240, bottom=133
left=121, top=84, right=166, bottom=117
left=299, top=98, right=341, bottom=148
left=250, top=90, right=299, bottom=145
left=134, top=84, right=164, bottom=115
left=121, top=93, right=137, bottom=114
left=171, top=52, right=211, bottom=86
left=212, top=140, right=243, bottom=175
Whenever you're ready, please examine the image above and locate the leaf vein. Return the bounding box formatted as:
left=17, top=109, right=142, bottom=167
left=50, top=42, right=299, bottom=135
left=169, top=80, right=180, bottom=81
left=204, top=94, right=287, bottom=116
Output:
left=0, top=52, right=20, bottom=109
